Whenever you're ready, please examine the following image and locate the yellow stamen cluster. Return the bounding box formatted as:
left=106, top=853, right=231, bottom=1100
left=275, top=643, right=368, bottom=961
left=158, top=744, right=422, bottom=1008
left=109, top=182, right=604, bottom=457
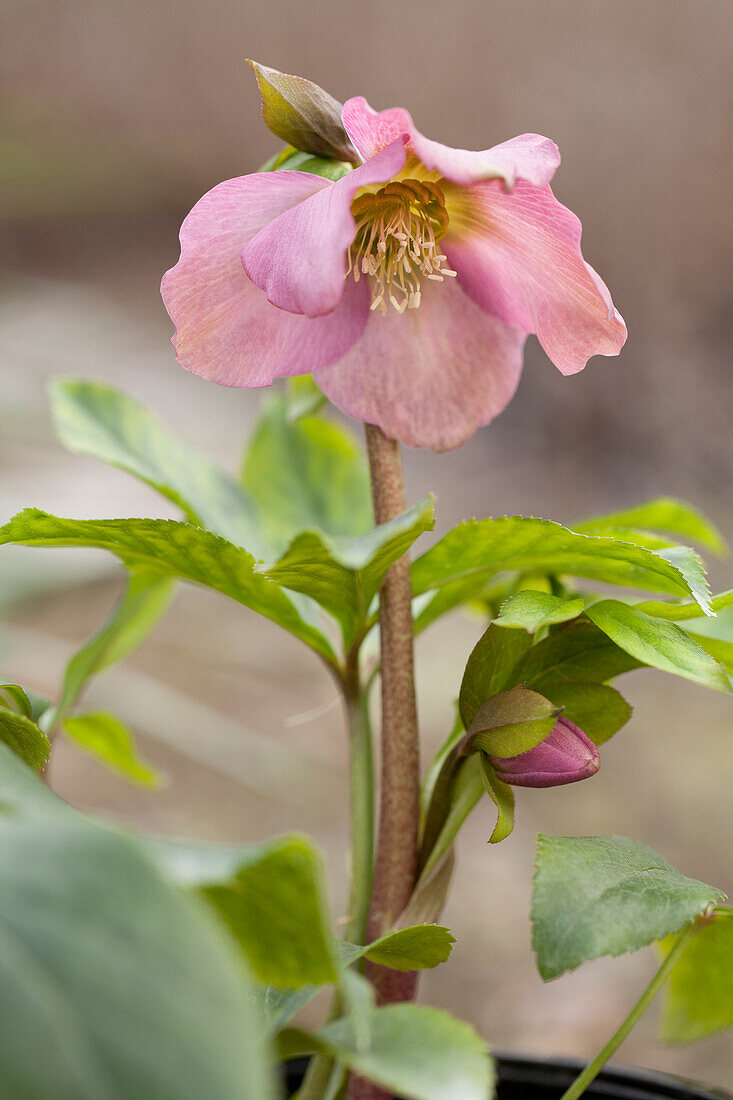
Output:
left=348, top=178, right=456, bottom=314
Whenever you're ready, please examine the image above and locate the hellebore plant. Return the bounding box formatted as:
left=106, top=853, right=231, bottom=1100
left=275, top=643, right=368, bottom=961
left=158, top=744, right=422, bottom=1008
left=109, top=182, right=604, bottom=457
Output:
left=0, top=62, right=731, bottom=1100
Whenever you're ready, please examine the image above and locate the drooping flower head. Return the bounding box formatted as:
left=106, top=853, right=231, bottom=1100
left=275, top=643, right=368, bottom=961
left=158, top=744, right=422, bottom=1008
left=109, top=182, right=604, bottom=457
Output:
left=490, top=716, right=600, bottom=788
left=162, top=64, right=626, bottom=450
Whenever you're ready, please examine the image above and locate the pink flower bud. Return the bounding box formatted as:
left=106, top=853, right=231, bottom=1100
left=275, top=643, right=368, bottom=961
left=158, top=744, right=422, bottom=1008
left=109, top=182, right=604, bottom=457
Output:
left=489, top=717, right=599, bottom=788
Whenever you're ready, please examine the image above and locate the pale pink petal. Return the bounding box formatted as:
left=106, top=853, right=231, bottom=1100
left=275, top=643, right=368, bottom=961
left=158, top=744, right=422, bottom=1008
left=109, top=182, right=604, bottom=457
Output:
left=314, top=278, right=526, bottom=451
left=342, top=96, right=559, bottom=188
left=241, top=139, right=407, bottom=317
left=445, top=180, right=627, bottom=375
left=161, top=173, right=370, bottom=386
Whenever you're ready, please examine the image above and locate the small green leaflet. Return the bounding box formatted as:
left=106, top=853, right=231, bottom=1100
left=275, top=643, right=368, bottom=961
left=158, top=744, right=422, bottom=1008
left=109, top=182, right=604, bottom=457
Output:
left=418, top=755, right=484, bottom=884
left=249, top=60, right=359, bottom=162
left=0, top=682, right=33, bottom=717
left=532, top=835, right=724, bottom=980
left=0, top=510, right=335, bottom=664
left=147, top=833, right=339, bottom=990
left=0, top=705, right=50, bottom=769
left=659, top=914, right=733, bottom=1042
left=355, top=924, right=456, bottom=972
left=63, top=712, right=161, bottom=788
left=519, top=620, right=642, bottom=690
left=255, top=923, right=456, bottom=1036
left=412, top=515, right=712, bottom=616
left=585, top=600, right=731, bottom=693
left=493, top=591, right=585, bottom=632
left=279, top=1004, right=494, bottom=1100
left=259, top=985, right=320, bottom=1034
left=573, top=497, right=726, bottom=556
left=687, top=632, right=733, bottom=676
left=259, top=146, right=353, bottom=180
left=261, top=496, right=435, bottom=644
left=478, top=756, right=515, bottom=843
left=52, top=570, right=175, bottom=728
left=50, top=379, right=265, bottom=555
left=459, top=625, right=533, bottom=728
left=241, top=394, right=372, bottom=554
left=635, top=588, right=733, bottom=621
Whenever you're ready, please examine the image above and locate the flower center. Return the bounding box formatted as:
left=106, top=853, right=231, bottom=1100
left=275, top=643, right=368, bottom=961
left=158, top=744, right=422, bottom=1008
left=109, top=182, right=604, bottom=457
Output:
left=348, top=178, right=457, bottom=314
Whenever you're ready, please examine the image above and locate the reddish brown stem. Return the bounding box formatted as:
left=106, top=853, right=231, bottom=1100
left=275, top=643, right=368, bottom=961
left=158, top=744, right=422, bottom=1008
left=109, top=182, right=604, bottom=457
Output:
left=364, top=423, right=421, bottom=948
left=346, top=424, right=421, bottom=1100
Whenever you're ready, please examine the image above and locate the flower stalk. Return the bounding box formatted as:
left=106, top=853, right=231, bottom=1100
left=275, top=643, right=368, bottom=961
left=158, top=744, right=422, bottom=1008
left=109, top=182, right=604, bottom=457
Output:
left=345, top=426, right=420, bottom=1100
left=363, top=423, right=421, bottom=957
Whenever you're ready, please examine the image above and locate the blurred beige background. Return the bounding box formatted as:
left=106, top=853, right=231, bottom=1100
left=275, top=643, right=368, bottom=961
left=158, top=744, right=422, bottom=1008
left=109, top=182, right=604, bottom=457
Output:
left=1, top=0, right=732, bottom=1089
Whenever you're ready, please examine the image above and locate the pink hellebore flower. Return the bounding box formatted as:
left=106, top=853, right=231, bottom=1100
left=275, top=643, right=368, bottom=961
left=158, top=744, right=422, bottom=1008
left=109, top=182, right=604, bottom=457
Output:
left=162, top=97, right=626, bottom=450
left=490, top=716, right=600, bottom=788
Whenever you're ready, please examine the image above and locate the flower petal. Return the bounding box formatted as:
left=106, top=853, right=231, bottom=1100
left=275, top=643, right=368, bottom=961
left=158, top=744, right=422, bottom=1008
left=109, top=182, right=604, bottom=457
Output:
left=314, top=278, right=526, bottom=451
left=445, top=180, right=627, bottom=375
left=161, top=173, right=370, bottom=386
left=342, top=96, right=559, bottom=187
left=241, top=138, right=407, bottom=317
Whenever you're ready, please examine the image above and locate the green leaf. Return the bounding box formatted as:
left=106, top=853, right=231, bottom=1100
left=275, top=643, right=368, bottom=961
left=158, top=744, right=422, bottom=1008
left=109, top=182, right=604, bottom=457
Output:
left=281, top=1004, right=493, bottom=1100
left=635, top=588, right=733, bottom=621
left=566, top=526, right=680, bottom=552
left=660, top=916, right=733, bottom=1042
left=414, top=576, right=507, bottom=635
left=53, top=570, right=175, bottom=726
left=540, top=682, right=632, bottom=746
left=261, top=496, right=435, bottom=644
left=412, top=516, right=713, bottom=615
left=574, top=498, right=726, bottom=555
left=361, top=925, right=456, bottom=972
left=260, top=146, right=353, bottom=180
left=248, top=60, right=358, bottom=162
left=0, top=510, right=335, bottom=664
left=258, top=923, right=456, bottom=1034
left=494, top=591, right=585, bottom=632
left=259, top=984, right=321, bottom=1033
left=585, top=600, right=731, bottom=693
left=420, top=709, right=464, bottom=823
left=0, top=682, right=33, bottom=717
left=478, top=756, right=515, bottom=843
left=50, top=379, right=266, bottom=555
left=686, top=632, right=733, bottom=676
left=418, top=755, right=484, bottom=884
left=241, top=394, right=372, bottom=554
left=285, top=374, right=328, bottom=419
left=401, top=851, right=456, bottom=929
left=0, top=742, right=276, bottom=1098
left=532, top=835, right=724, bottom=980
left=519, top=620, right=643, bottom=690
left=0, top=706, right=50, bottom=769
left=63, top=711, right=161, bottom=788
left=152, top=834, right=339, bottom=989
left=338, top=968, right=376, bottom=1052
left=459, top=624, right=532, bottom=728
left=466, top=686, right=560, bottom=758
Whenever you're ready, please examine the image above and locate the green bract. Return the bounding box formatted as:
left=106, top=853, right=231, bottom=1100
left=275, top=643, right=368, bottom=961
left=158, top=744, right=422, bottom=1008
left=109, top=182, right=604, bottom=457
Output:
left=249, top=60, right=359, bottom=163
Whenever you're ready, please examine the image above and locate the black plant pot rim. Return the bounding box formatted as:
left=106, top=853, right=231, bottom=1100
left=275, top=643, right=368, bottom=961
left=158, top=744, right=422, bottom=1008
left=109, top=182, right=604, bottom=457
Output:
left=495, top=1051, right=732, bottom=1099
left=284, top=1051, right=732, bottom=1099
